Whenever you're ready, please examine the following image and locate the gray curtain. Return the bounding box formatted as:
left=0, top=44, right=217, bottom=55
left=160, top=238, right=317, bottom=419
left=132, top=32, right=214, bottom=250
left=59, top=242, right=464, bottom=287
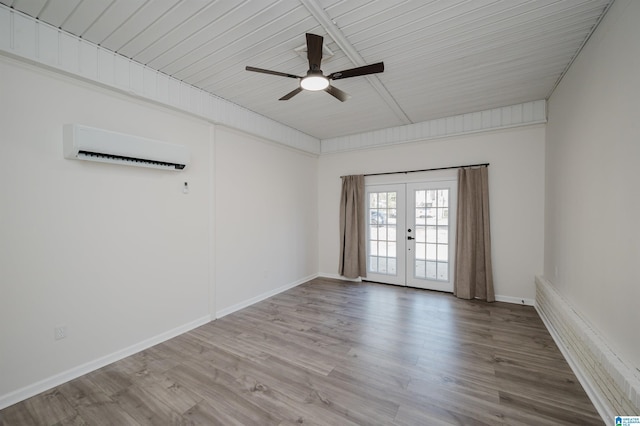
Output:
left=454, top=166, right=495, bottom=302
left=339, top=175, right=366, bottom=279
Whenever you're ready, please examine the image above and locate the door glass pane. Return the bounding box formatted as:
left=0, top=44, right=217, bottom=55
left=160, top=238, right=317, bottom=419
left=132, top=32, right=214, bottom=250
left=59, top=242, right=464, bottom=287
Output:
left=426, top=261, right=437, bottom=279
left=438, top=226, right=448, bottom=242
left=370, top=226, right=378, bottom=240
left=438, top=189, right=449, bottom=207
left=369, top=193, right=378, bottom=208
left=388, top=258, right=397, bottom=274
left=379, top=257, right=388, bottom=273
left=369, top=256, right=378, bottom=273
left=367, top=191, right=398, bottom=276
left=426, top=226, right=437, bottom=243
left=437, top=262, right=449, bottom=281
left=426, top=243, right=436, bottom=260
left=437, top=244, right=448, bottom=261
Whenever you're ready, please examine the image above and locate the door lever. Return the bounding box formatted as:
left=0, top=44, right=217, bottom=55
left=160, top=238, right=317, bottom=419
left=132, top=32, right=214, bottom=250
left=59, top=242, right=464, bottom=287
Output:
left=407, top=236, right=415, bottom=240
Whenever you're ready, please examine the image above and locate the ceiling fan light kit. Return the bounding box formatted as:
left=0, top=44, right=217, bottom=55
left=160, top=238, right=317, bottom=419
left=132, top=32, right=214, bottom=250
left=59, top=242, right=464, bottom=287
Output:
left=246, top=33, right=384, bottom=102
left=300, top=74, right=329, bottom=91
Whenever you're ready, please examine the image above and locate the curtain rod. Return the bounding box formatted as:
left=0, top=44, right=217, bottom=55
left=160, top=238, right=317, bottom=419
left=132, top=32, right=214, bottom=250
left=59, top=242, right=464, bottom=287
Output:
left=341, top=163, right=489, bottom=178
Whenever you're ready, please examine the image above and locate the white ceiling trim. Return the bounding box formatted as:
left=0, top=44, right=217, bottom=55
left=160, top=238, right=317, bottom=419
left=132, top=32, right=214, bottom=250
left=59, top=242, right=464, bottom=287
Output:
left=298, top=0, right=411, bottom=125
left=321, top=100, right=546, bottom=154
left=0, top=4, right=321, bottom=155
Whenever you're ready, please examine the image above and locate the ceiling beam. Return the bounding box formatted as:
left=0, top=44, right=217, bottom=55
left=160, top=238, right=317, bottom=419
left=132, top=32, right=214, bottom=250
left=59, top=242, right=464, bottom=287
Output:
left=299, top=0, right=412, bottom=125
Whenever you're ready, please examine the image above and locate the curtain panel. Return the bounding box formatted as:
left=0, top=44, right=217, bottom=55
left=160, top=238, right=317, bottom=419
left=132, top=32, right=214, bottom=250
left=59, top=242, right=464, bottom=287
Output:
left=454, top=166, right=495, bottom=302
left=339, top=175, right=366, bottom=279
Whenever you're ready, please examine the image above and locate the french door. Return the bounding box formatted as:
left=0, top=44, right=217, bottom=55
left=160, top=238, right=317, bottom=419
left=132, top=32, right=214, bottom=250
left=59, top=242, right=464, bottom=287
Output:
left=365, top=181, right=457, bottom=292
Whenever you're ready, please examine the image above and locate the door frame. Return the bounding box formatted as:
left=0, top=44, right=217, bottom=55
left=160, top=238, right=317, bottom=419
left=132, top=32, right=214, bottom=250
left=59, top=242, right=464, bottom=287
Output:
left=364, top=170, right=458, bottom=291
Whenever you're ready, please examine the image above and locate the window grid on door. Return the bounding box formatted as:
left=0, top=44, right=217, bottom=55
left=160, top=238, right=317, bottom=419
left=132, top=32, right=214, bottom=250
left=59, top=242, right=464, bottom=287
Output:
left=368, top=191, right=397, bottom=276
left=414, top=189, right=450, bottom=281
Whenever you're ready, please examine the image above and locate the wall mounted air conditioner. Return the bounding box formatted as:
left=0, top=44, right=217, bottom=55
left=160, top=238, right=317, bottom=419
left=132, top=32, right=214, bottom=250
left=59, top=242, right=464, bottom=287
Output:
left=63, top=124, right=190, bottom=171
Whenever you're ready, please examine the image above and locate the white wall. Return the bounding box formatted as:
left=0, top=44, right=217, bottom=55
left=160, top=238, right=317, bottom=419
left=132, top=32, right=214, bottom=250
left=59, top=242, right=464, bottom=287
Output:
left=0, top=57, right=212, bottom=401
left=318, top=125, right=546, bottom=302
left=544, top=0, right=640, bottom=370
left=214, top=126, right=318, bottom=315
left=0, top=56, right=320, bottom=407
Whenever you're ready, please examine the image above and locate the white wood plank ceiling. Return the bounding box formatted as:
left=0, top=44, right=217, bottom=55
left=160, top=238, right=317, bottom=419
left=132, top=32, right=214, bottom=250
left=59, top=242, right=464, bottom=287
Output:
left=1, top=0, right=612, bottom=140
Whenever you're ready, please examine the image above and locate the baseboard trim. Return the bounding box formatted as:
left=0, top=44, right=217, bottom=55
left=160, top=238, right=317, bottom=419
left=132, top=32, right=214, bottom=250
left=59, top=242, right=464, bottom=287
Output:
left=317, top=273, right=362, bottom=282
left=215, top=273, right=319, bottom=319
left=0, top=315, right=212, bottom=410
left=535, top=275, right=640, bottom=421
left=495, top=294, right=535, bottom=306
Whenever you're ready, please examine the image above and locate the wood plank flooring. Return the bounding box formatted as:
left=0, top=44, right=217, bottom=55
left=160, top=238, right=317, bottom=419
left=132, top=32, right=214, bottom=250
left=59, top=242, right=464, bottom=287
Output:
left=0, top=277, right=603, bottom=425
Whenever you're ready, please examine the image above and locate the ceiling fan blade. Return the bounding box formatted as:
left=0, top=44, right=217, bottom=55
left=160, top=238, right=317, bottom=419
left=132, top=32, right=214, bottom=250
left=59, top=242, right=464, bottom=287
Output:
left=328, top=62, right=384, bottom=80
left=325, top=85, right=350, bottom=102
left=246, top=66, right=300, bottom=79
left=306, top=33, right=324, bottom=71
left=279, top=87, right=303, bottom=101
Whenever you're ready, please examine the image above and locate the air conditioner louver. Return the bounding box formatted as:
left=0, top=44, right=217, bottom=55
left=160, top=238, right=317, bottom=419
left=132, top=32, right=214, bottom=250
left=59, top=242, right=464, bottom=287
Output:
left=63, top=124, right=190, bottom=171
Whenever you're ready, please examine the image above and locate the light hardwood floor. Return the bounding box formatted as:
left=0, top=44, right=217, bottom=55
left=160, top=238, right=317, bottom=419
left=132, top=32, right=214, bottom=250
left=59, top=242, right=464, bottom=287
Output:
left=1, top=277, right=602, bottom=425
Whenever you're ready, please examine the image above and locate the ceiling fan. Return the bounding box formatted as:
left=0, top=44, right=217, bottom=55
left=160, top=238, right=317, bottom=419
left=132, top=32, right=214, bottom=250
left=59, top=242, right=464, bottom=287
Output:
left=245, top=33, right=384, bottom=102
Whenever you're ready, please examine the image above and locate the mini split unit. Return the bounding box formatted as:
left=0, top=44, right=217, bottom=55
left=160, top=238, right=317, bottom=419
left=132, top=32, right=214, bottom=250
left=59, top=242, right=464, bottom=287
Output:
left=63, top=124, right=190, bottom=171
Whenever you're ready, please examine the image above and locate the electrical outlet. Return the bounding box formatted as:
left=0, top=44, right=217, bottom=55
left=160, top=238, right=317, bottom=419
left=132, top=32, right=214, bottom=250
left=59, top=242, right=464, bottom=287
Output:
left=54, top=326, right=67, bottom=340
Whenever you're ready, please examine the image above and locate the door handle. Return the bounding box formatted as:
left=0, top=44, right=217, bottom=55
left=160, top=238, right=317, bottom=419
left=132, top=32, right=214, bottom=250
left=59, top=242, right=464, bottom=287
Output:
left=407, top=236, right=415, bottom=240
